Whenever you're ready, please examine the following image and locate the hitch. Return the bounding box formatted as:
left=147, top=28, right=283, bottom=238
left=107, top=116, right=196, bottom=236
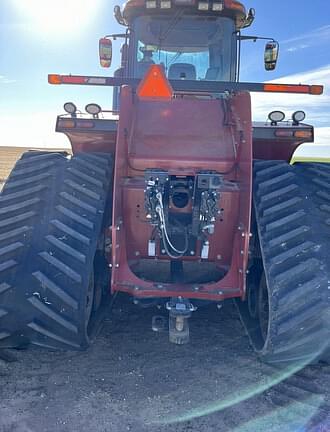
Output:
left=166, top=297, right=196, bottom=345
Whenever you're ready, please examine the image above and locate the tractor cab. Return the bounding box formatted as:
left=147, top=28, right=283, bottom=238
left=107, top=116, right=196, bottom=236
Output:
left=103, top=0, right=256, bottom=80
left=131, top=14, right=237, bottom=81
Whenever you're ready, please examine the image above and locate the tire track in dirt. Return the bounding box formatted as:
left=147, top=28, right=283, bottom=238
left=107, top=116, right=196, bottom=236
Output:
left=0, top=295, right=329, bottom=432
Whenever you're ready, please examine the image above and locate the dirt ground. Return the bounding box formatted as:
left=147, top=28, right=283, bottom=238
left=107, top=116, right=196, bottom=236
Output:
left=0, top=295, right=329, bottom=432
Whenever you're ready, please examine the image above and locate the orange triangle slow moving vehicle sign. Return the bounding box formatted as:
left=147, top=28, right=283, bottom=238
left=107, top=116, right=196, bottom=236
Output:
left=137, top=65, right=174, bottom=99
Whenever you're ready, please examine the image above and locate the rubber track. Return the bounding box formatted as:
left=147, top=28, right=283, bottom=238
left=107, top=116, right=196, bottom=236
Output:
left=252, top=161, right=330, bottom=363
left=0, top=151, right=113, bottom=350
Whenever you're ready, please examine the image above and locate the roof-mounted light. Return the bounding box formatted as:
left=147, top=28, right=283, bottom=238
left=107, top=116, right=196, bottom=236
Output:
left=160, top=0, right=171, bottom=8
left=146, top=0, right=157, bottom=7
left=63, top=102, right=77, bottom=116
left=292, top=110, right=306, bottom=125
left=212, top=1, right=224, bottom=11
left=85, top=103, right=102, bottom=118
left=198, top=1, right=209, bottom=10
left=268, top=110, right=285, bottom=125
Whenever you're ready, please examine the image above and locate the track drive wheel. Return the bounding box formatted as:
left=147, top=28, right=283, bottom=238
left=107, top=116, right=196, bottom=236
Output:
left=239, top=161, right=330, bottom=364
left=0, top=151, right=113, bottom=350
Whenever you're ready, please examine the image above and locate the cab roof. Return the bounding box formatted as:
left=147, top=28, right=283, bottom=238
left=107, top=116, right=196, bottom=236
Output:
left=122, top=0, right=247, bottom=29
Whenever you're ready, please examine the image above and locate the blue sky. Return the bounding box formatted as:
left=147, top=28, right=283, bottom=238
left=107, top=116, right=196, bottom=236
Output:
left=1, top=0, right=330, bottom=148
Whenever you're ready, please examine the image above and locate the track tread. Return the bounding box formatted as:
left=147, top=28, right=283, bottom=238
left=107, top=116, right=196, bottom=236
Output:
left=27, top=296, right=78, bottom=333
left=50, top=220, right=91, bottom=245
left=64, top=179, right=101, bottom=200
left=59, top=192, right=97, bottom=214
left=55, top=205, right=94, bottom=229
left=45, top=235, right=86, bottom=263
left=32, top=271, right=78, bottom=310
left=249, top=161, right=330, bottom=363
left=0, top=283, right=11, bottom=294
left=0, top=151, right=113, bottom=350
left=0, top=185, right=48, bottom=202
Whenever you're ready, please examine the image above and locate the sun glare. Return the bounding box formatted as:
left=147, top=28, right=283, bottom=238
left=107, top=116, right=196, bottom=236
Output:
left=12, top=0, right=99, bottom=36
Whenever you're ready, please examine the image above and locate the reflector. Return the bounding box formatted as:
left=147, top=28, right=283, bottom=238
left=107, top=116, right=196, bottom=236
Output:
left=76, top=121, right=95, bottom=128
left=48, top=74, right=62, bottom=84
left=264, top=84, right=324, bottom=95
left=310, top=85, right=323, bottom=95
left=294, top=130, right=313, bottom=139
left=58, top=119, right=75, bottom=128
left=137, top=65, right=173, bottom=99
left=274, top=130, right=293, bottom=137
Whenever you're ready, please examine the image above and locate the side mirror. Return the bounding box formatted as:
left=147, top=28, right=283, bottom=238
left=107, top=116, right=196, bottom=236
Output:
left=99, top=38, right=112, bottom=68
left=264, top=41, right=279, bottom=71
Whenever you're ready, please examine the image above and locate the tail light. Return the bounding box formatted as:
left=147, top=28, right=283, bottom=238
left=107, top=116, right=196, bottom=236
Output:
left=294, top=130, right=313, bottom=139
left=58, top=119, right=76, bottom=128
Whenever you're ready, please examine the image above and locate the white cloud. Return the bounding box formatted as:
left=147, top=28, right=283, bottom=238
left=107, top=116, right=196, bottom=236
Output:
left=252, top=64, right=330, bottom=128
left=282, top=25, right=330, bottom=52
left=0, top=76, right=16, bottom=84
left=252, top=65, right=330, bottom=158
left=0, top=112, right=70, bottom=149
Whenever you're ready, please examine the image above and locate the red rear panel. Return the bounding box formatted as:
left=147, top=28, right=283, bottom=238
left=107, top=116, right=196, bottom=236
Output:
left=111, top=87, right=252, bottom=301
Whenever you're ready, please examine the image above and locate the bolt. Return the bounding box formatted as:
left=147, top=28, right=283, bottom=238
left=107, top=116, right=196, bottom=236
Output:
left=135, top=251, right=140, bottom=256
left=115, top=264, right=119, bottom=268
left=108, top=263, right=112, bottom=268
left=116, top=226, right=120, bottom=231
left=240, top=250, right=244, bottom=255
left=239, top=269, right=243, bottom=274
left=217, top=304, right=223, bottom=310
left=246, top=269, right=250, bottom=274
left=194, top=286, right=199, bottom=292
left=216, top=255, right=222, bottom=260
left=161, top=249, right=166, bottom=254
left=134, top=286, right=139, bottom=291
left=218, top=291, right=223, bottom=295
left=249, top=233, right=253, bottom=238
left=241, top=232, right=245, bottom=237
left=133, top=299, right=139, bottom=305
left=190, top=251, right=195, bottom=256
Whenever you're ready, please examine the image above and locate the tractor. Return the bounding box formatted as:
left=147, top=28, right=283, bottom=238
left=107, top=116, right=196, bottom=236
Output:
left=0, top=0, right=329, bottom=364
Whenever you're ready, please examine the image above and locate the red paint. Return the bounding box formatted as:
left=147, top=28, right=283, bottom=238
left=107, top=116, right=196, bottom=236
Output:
left=137, top=65, right=174, bottom=100
left=110, top=87, right=252, bottom=301
left=253, top=138, right=305, bottom=161
left=61, top=131, right=117, bottom=154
